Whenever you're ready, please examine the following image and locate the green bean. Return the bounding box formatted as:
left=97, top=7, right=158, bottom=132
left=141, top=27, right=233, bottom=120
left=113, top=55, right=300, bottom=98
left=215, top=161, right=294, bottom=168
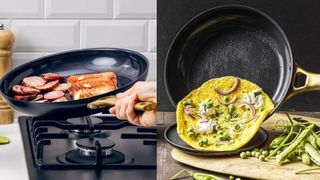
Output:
left=276, top=124, right=314, bottom=164
left=296, top=167, right=320, bottom=174
left=305, top=141, right=320, bottom=166
left=268, top=126, right=294, bottom=158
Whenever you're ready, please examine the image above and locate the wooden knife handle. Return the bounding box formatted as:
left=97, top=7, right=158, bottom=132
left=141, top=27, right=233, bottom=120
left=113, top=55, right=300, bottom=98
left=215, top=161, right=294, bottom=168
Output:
left=87, top=95, right=156, bottom=111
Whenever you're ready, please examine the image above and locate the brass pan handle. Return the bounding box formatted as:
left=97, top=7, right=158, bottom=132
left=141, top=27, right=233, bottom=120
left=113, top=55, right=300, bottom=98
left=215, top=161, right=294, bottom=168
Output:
left=87, top=95, right=156, bottom=111
left=287, top=64, right=320, bottom=99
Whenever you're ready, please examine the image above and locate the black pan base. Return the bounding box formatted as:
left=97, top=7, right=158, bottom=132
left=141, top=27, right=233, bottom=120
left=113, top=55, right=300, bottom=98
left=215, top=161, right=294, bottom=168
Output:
left=165, top=6, right=293, bottom=117
left=164, top=124, right=268, bottom=157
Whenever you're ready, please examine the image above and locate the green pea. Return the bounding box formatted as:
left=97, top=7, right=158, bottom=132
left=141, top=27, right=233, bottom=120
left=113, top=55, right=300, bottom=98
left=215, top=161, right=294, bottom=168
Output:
left=246, top=151, right=251, bottom=157
left=229, top=175, right=235, bottom=180
left=262, top=151, right=269, bottom=157
left=227, top=104, right=235, bottom=113
left=235, top=178, right=241, bottom=180
left=182, top=99, right=192, bottom=105
left=255, top=152, right=261, bottom=158
left=240, top=152, right=247, bottom=159
left=253, top=148, right=259, bottom=152
left=223, top=131, right=230, bottom=140
left=259, top=155, right=265, bottom=161
left=225, top=114, right=231, bottom=121
left=218, top=135, right=224, bottom=141
left=215, top=124, right=221, bottom=131
left=251, top=151, right=256, bottom=157
left=259, top=149, right=264, bottom=153
left=224, top=96, right=230, bottom=102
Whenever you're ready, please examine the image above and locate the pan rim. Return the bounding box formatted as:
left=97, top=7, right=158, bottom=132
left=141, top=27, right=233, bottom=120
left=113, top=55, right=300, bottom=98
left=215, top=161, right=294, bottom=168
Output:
left=163, top=4, right=294, bottom=115
left=0, top=47, right=149, bottom=105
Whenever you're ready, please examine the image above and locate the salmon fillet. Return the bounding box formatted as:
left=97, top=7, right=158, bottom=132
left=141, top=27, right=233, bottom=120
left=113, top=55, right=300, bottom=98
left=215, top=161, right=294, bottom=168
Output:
left=67, top=72, right=117, bottom=99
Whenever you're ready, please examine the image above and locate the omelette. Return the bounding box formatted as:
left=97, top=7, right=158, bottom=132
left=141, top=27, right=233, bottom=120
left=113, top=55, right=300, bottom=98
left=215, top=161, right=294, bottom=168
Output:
left=177, top=76, right=274, bottom=151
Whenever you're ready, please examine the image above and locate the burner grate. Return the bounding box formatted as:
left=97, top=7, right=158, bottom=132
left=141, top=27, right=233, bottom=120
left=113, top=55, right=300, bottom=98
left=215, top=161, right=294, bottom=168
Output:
left=20, top=116, right=157, bottom=170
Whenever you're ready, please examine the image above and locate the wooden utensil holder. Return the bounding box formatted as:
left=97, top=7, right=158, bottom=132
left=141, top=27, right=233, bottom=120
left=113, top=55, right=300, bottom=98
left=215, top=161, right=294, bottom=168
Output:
left=0, top=24, right=14, bottom=124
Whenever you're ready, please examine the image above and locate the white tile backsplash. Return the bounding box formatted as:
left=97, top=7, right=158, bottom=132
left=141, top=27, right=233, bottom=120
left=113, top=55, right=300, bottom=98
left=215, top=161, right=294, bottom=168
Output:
left=12, top=53, right=45, bottom=68
left=114, top=0, right=156, bottom=19
left=1, top=0, right=156, bottom=80
left=12, top=20, right=79, bottom=52
left=45, top=0, right=113, bottom=19
left=0, top=19, right=11, bottom=29
left=0, top=0, right=43, bottom=18
left=142, top=53, right=156, bottom=81
left=80, top=20, right=148, bottom=51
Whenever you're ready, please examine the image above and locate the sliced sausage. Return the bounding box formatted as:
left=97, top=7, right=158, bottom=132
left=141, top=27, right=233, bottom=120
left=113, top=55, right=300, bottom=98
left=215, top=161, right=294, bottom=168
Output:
left=22, top=76, right=46, bottom=87
left=12, top=85, right=25, bottom=95
left=44, top=90, right=64, bottom=100
left=35, top=80, right=60, bottom=91
left=14, top=94, right=37, bottom=101
left=32, top=94, right=44, bottom=101
left=40, top=73, right=63, bottom=81
left=52, top=96, right=68, bottom=102
left=21, top=86, right=40, bottom=95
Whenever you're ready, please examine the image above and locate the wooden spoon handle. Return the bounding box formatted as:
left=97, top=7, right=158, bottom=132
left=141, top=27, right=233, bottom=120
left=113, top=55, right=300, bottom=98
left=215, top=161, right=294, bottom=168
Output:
left=87, top=95, right=156, bottom=111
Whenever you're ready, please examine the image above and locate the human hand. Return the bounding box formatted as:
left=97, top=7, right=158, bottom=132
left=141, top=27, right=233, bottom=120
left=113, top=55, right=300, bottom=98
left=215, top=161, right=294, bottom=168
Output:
left=109, top=81, right=157, bottom=126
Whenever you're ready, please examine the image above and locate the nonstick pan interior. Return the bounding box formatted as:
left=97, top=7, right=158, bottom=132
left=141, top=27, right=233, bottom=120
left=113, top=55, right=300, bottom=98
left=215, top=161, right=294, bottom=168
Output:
left=164, top=6, right=293, bottom=115
left=0, top=48, right=149, bottom=118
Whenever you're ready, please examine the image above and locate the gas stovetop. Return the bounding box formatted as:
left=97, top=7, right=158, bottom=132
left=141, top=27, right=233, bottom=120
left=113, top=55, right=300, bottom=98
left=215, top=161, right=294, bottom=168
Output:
left=19, top=115, right=157, bottom=180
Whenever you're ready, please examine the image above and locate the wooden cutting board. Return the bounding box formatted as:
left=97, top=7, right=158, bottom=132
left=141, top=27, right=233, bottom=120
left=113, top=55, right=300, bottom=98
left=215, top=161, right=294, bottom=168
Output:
left=171, top=113, right=320, bottom=180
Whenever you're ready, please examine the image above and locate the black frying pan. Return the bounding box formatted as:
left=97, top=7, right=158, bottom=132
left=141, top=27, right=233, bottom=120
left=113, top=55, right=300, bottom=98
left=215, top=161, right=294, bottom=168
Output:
left=164, top=5, right=320, bottom=155
left=0, top=48, right=149, bottom=118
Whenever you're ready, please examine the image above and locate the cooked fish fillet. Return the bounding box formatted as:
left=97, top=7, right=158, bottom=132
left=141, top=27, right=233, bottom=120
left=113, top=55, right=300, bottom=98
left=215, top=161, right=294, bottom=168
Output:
left=67, top=72, right=117, bottom=99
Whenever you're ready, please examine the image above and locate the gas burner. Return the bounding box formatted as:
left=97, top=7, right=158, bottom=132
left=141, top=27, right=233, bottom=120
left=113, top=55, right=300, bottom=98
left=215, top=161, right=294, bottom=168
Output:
left=57, top=138, right=130, bottom=165
left=76, top=138, right=114, bottom=156
left=67, top=116, right=102, bottom=134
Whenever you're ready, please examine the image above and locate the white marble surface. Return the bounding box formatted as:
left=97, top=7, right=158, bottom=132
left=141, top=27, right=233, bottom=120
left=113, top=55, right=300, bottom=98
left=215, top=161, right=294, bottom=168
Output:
left=0, top=119, right=29, bottom=180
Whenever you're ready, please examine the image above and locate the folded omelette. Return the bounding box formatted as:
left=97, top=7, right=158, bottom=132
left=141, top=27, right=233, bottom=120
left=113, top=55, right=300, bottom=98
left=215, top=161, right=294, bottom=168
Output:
left=176, top=76, right=274, bottom=151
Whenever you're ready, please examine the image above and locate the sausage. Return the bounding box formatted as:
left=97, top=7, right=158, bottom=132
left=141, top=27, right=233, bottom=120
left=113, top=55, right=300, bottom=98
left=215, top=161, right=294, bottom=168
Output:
left=21, top=86, right=40, bottom=95
left=32, top=94, right=44, bottom=101
left=40, top=73, right=63, bottom=81
left=35, top=80, right=60, bottom=91
left=22, top=76, right=46, bottom=87
left=14, top=94, right=37, bottom=101
left=44, top=90, right=64, bottom=100
left=12, top=85, right=25, bottom=95
left=52, top=96, right=68, bottom=102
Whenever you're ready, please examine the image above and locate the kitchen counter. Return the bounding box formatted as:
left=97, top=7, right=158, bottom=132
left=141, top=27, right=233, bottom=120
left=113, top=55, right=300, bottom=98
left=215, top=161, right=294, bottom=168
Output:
left=156, top=111, right=320, bottom=180
left=0, top=119, right=28, bottom=180
left=2, top=112, right=320, bottom=180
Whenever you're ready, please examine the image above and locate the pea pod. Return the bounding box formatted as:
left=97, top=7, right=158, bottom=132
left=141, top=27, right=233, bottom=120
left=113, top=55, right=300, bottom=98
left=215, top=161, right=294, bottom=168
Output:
left=0, top=136, right=10, bottom=144
left=307, top=134, right=317, bottom=149
left=301, top=153, right=311, bottom=165
left=268, top=126, right=294, bottom=158
left=192, top=172, right=219, bottom=180
left=276, top=124, right=314, bottom=164
left=269, top=134, right=286, bottom=149
left=170, top=169, right=220, bottom=180
left=305, top=141, right=320, bottom=166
